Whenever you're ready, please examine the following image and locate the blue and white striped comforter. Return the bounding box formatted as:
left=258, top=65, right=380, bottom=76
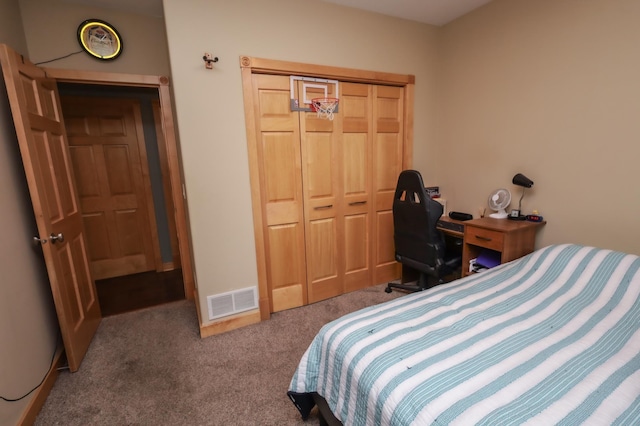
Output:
left=288, top=244, right=640, bottom=425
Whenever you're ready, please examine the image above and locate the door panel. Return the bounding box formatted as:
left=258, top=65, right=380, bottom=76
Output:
left=344, top=213, right=369, bottom=291
left=0, top=44, right=100, bottom=371
left=268, top=223, right=305, bottom=312
left=341, top=83, right=372, bottom=292
left=375, top=210, right=398, bottom=283
left=253, top=74, right=307, bottom=312
left=306, top=218, right=340, bottom=302
left=373, top=85, right=404, bottom=283
left=61, top=97, right=157, bottom=280
left=299, top=81, right=343, bottom=304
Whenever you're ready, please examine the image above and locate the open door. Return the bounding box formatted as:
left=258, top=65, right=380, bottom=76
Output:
left=0, top=44, right=100, bottom=371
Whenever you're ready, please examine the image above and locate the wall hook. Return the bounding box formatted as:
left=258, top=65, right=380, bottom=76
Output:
left=203, top=52, right=219, bottom=69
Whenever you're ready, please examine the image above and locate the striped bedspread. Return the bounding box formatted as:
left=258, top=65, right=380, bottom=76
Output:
left=288, top=244, right=640, bottom=425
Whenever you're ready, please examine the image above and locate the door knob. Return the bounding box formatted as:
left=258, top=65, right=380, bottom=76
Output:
left=49, top=232, right=65, bottom=244
left=33, top=236, right=48, bottom=245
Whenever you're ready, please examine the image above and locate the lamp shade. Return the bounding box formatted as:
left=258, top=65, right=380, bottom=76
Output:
left=512, top=173, right=533, bottom=188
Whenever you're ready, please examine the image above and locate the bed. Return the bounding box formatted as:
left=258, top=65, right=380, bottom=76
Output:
left=288, top=244, right=640, bottom=425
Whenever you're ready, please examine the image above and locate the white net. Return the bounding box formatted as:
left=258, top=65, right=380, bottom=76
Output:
left=311, top=98, right=339, bottom=120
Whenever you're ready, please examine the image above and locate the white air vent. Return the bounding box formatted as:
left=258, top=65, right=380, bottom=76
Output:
left=207, top=286, right=258, bottom=321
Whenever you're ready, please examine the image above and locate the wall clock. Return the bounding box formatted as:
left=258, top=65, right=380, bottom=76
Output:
left=77, top=19, right=123, bottom=60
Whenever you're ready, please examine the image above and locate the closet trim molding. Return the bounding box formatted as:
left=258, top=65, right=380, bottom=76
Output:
left=240, top=55, right=414, bottom=321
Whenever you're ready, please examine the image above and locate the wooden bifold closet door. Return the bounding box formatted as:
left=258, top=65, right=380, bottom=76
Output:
left=251, top=73, right=404, bottom=313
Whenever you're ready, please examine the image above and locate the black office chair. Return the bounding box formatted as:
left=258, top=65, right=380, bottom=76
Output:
left=385, top=170, right=462, bottom=294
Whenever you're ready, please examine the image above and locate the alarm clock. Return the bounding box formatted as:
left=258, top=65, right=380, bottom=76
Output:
left=526, top=214, right=544, bottom=222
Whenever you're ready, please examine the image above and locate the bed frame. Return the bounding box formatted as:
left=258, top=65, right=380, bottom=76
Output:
left=312, top=393, right=342, bottom=426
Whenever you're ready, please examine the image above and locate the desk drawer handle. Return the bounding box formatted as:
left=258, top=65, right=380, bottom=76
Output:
left=475, top=235, right=492, bottom=242
left=314, top=204, right=333, bottom=210
left=348, top=201, right=367, bottom=206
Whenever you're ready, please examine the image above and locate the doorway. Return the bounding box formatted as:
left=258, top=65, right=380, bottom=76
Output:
left=58, top=83, right=185, bottom=316
left=2, top=42, right=196, bottom=370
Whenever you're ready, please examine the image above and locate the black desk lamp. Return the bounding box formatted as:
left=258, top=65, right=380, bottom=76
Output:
left=509, top=173, right=533, bottom=221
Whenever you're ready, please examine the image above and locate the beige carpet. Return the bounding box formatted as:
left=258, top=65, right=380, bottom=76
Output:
left=35, top=283, right=403, bottom=425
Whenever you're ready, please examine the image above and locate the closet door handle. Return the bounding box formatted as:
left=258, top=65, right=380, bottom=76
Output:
left=314, top=204, right=333, bottom=210
left=348, top=201, right=367, bottom=206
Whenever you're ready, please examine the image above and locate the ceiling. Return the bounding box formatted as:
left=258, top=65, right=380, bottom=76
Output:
left=320, top=0, right=492, bottom=26
left=60, top=0, right=491, bottom=26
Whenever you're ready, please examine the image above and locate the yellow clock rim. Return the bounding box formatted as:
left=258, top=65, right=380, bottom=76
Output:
left=79, top=21, right=122, bottom=60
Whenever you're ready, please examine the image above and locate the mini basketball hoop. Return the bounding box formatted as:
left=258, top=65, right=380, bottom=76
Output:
left=311, top=98, right=339, bottom=120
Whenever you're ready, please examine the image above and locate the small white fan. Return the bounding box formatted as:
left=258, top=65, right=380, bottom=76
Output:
left=488, top=188, right=511, bottom=219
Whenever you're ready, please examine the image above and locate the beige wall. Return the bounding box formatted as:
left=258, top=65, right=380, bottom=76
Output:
left=436, top=0, right=640, bottom=255
left=162, top=0, right=440, bottom=321
left=19, top=0, right=170, bottom=75
left=0, top=1, right=58, bottom=424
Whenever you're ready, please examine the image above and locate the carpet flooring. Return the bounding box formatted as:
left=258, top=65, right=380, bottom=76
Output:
left=35, top=283, right=404, bottom=425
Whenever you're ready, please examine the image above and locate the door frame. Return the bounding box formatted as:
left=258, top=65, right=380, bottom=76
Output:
left=240, top=56, right=415, bottom=321
left=44, top=68, right=196, bottom=305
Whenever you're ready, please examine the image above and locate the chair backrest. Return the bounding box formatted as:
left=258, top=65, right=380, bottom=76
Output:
left=392, top=170, right=446, bottom=273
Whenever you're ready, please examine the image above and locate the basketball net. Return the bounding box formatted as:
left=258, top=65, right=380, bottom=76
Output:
left=311, top=98, right=339, bottom=120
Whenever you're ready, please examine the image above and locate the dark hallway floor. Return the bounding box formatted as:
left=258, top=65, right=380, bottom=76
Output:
left=95, top=269, right=185, bottom=316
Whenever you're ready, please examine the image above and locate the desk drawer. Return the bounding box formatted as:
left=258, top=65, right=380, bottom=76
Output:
left=466, top=226, right=504, bottom=251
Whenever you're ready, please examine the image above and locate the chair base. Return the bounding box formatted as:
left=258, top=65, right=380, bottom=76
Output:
left=385, top=273, right=439, bottom=294
left=385, top=265, right=462, bottom=294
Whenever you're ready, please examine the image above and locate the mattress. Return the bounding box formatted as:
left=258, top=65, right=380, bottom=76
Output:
left=288, top=244, right=640, bottom=425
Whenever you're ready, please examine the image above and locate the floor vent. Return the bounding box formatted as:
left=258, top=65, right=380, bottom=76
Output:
left=207, top=286, right=258, bottom=321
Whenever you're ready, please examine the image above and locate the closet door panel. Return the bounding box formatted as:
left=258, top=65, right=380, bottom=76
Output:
left=341, top=82, right=372, bottom=292
left=300, top=81, right=343, bottom=303
left=304, top=133, right=335, bottom=212
left=341, top=82, right=369, bottom=133
left=372, top=85, right=404, bottom=283
left=376, top=85, right=403, bottom=133
left=269, top=223, right=305, bottom=312
left=254, top=74, right=306, bottom=312
left=374, top=209, right=398, bottom=283
left=301, top=131, right=342, bottom=302
left=306, top=218, right=340, bottom=302
left=262, top=132, right=301, bottom=225
left=374, top=133, right=404, bottom=210
left=344, top=213, right=369, bottom=291
left=256, top=75, right=296, bottom=132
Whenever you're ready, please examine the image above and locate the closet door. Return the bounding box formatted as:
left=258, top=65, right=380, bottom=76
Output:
left=252, top=74, right=307, bottom=312
left=341, top=82, right=373, bottom=292
left=372, top=85, right=404, bottom=283
left=298, top=82, right=344, bottom=303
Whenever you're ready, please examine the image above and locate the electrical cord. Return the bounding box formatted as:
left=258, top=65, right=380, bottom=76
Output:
left=34, top=50, right=84, bottom=66
left=0, top=334, right=60, bottom=402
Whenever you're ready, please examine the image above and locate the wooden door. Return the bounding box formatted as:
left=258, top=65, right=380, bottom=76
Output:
left=252, top=74, right=307, bottom=312
left=0, top=44, right=100, bottom=371
left=298, top=81, right=343, bottom=303
left=61, top=97, right=157, bottom=280
left=341, top=82, right=373, bottom=292
left=372, top=85, right=404, bottom=283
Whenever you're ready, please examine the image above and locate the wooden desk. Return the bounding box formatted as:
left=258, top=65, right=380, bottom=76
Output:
left=400, top=216, right=544, bottom=284
left=461, top=217, right=546, bottom=277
